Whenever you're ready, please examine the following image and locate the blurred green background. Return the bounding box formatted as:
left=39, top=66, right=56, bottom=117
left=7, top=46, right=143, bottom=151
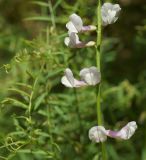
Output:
left=0, top=0, right=146, bottom=159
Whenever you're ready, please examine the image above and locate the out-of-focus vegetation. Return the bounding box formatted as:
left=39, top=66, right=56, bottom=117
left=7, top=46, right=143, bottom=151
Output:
left=0, top=0, right=146, bottom=159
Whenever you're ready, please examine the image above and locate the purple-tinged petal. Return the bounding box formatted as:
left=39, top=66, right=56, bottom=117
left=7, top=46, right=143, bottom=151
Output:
left=61, top=68, right=87, bottom=88
left=74, top=79, right=87, bottom=87
left=106, top=121, right=137, bottom=140
left=75, top=41, right=95, bottom=48
left=64, top=32, right=95, bottom=48
left=81, top=25, right=97, bottom=32
left=66, top=13, right=96, bottom=33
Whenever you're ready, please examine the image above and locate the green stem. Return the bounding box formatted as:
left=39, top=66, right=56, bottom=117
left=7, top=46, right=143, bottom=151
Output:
left=96, top=0, right=102, bottom=127
left=74, top=89, right=83, bottom=134
left=96, top=1, right=107, bottom=160
left=47, top=104, right=54, bottom=152
left=48, top=0, right=56, bottom=29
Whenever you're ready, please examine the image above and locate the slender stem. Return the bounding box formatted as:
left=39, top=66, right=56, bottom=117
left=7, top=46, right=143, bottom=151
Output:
left=96, top=0, right=102, bottom=127
left=47, top=103, right=54, bottom=152
left=74, top=89, right=83, bottom=134
left=48, top=0, right=56, bottom=29
left=96, top=85, right=102, bottom=125
left=96, top=1, right=107, bottom=160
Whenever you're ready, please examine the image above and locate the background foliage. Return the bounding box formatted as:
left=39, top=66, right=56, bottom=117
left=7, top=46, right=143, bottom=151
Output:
left=0, top=0, right=146, bottom=159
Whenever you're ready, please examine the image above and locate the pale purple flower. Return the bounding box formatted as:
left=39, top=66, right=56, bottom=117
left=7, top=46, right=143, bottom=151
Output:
left=61, top=67, right=101, bottom=88
left=89, top=121, right=137, bottom=143
left=61, top=68, right=87, bottom=88
left=64, top=32, right=95, bottom=48
left=107, top=121, right=137, bottom=140
left=80, top=67, right=101, bottom=85
left=101, top=3, right=121, bottom=26
left=66, top=13, right=96, bottom=33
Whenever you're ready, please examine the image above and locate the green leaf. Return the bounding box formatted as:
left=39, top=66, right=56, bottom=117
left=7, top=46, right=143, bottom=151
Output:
left=24, top=16, right=53, bottom=22
left=8, top=88, right=30, bottom=98
left=53, top=0, right=62, bottom=11
left=1, top=98, right=28, bottom=109
left=30, top=1, right=49, bottom=7
left=14, top=82, right=32, bottom=89
left=34, top=93, right=47, bottom=110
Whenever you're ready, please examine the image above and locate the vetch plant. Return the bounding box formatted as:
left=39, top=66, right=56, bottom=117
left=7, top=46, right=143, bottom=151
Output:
left=61, top=67, right=101, bottom=88
left=62, top=1, right=137, bottom=159
left=89, top=121, right=137, bottom=142
left=0, top=0, right=142, bottom=159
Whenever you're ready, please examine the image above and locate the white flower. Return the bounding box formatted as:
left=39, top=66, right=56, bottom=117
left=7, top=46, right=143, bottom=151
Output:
left=64, top=32, right=80, bottom=48
left=64, top=32, right=95, bottom=48
left=66, top=13, right=96, bottom=33
left=89, top=121, right=137, bottom=143
left=80, top=67, right=101, bottom=85
left=61, top=68, right=87, bottom=88
left=61, top=67, right=101, bottom=88
left=88, top=126, right=107, bottom=143
left=106, top=121, right=137, bottom=140
left=101, top=3, right=121, bottom=26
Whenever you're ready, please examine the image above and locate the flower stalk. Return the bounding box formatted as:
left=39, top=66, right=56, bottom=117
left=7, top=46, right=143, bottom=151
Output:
left=96, top=0, right=107, bottom=159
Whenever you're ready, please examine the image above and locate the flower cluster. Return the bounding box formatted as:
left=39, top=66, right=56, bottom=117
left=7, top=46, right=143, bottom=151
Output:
left=64, top=13, right=96, bottom=48
left=62, top=2, right=137, bottom=144
left=64, top=3, right=121, bottom=48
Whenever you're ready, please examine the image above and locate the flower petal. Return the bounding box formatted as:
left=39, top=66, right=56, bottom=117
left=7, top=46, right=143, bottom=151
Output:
left=69, top=13, right=83, bottom=32
left=80, top=67, right=101, bottom=85
left=81, top=25, right=97, bottom=32
left=61, top=68, right=87, bottom=88
left=113, top=4, right=121, bottom=12
left=107, top=121, right=137, bottom=140
left=89, top=126, right=107, bottom=143
left=64, top=32, right=80, bottom=48
left=74, top=79, right=87, bottom=87
left=84, top=41, right=96, bottom=47
left=102, top=2, right=113, bottom=10
left=64, top=32, right=95, bottom=48
left=61, top=68, right=75, bottom=88
left=64, top=37, right=70, bottom=47
left=101, top=3, right=121, bottom=26
left=61, top=76, right=74, bottom=88
left=118, top=121, right=137, bottom=140
left=66, top=21, right=78, bottom=33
